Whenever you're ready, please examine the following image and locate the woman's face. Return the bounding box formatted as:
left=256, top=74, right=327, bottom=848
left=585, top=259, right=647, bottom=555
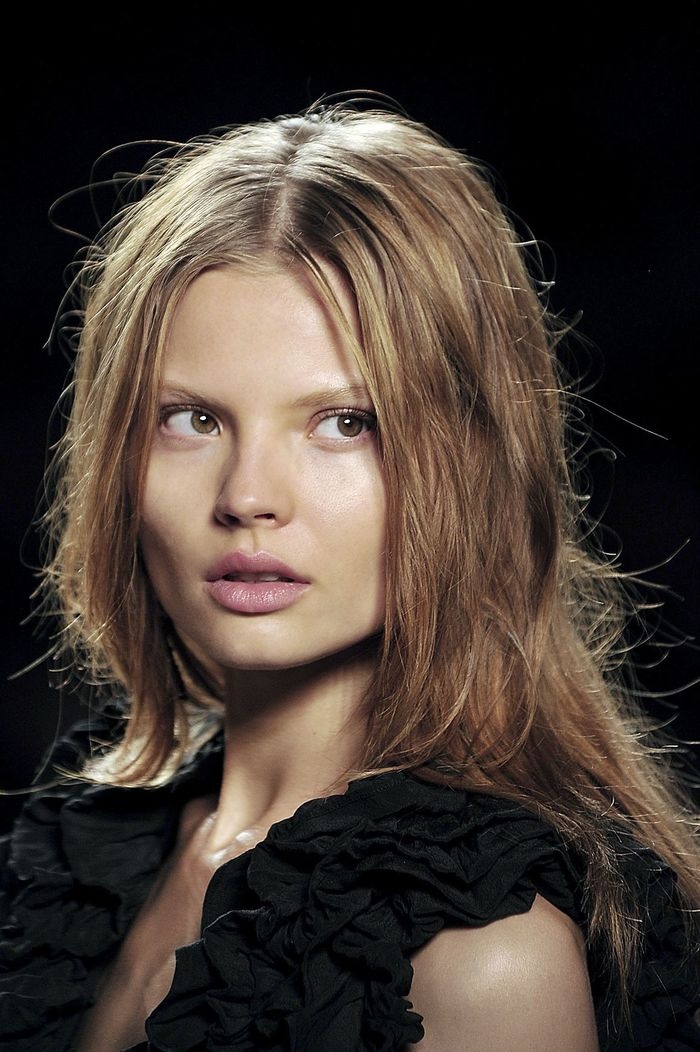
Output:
left=139, top=263, right=387, bottom=673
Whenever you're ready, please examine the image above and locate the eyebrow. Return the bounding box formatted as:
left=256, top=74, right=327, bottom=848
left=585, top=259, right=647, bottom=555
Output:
left=158, top=383, right=374, bottom=410
left=288, top=383, right=374, bottom=409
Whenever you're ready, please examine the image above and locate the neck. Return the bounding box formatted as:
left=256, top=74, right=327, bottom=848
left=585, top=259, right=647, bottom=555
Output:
left=204, top=637, right=380, bottom=850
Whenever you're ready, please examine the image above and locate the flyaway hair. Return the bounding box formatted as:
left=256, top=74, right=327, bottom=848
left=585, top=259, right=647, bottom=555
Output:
left=36, top=98, right=700, bottom=1030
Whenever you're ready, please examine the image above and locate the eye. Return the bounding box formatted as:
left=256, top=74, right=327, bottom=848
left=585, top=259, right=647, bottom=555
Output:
left=160, top=408, right=221, bottom=437
left=314, top=410, right=377, bottom=440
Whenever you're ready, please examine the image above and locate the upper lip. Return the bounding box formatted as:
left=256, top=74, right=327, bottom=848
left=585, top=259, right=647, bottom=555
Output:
left=205, top=550, right=309, bottom=583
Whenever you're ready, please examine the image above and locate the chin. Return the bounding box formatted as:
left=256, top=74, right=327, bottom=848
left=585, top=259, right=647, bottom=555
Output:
left=208, top=634, right=384, bottom=675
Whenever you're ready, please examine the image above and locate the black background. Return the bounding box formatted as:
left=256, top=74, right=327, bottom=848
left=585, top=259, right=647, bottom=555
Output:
left=2, top=21, right=698, bottom=830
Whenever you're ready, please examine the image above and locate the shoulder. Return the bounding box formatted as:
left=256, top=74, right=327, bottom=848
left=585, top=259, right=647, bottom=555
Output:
left=407, top=892, right=599, bottom=1051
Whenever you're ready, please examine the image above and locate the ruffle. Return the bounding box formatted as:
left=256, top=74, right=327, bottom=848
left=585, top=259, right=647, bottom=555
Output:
left=1, top=714, right=698, bottom=1052
left=144, top=774, right=587, bottom=1051
left=589, top=833, right=700, bottom=1051
left=0, top=711, right=223, bottom=1051
left=143, top=774, right=700, bottom=1052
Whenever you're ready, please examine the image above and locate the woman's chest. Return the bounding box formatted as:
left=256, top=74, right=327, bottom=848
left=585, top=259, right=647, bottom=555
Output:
left=73, top=798, right=264, bottom=1051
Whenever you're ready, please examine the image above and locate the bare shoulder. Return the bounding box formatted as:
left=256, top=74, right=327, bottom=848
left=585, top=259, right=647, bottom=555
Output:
left=406, top=893, right=600, bottom=1052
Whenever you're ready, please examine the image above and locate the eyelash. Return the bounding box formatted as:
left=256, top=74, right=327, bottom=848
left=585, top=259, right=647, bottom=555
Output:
left=157, top=404, right=377, bottom=440
left=158, top=404, right=220, bottom=436
left=315, top=407, right=377, bottom=438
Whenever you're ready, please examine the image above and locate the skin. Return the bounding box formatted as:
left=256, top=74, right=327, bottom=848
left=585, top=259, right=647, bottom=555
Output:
left=407, top=894, right=600, bottom=1050
left=80, top=261, right=598, bottom=1049
left=139, top=262, right=388, bottom=843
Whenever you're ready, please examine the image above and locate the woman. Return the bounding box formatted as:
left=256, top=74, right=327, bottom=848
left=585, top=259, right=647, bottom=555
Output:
left=1, top=99, right=698, bottom=1051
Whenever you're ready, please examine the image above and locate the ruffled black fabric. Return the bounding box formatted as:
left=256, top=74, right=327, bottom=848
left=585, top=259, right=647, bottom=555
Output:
left=1, top=714, right=698, bottom=1051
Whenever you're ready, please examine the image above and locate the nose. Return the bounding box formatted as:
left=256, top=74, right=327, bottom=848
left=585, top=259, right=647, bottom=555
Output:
left=214, top=430, right=294, bottom=529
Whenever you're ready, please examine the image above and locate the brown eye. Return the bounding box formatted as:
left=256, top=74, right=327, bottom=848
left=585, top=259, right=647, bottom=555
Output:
left=314, top=410, right=376, bottom=441
left=337, top=414, right=364, bottom=437
left=160, top=408, right=221, bottom=437
left=190, top=411, right=218, bottom=435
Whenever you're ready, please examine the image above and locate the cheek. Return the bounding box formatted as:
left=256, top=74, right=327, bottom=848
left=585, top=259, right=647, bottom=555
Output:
left=138, top=472, right=191, bottom=582
left=320, top=477, right=387, bottom=609
left=308, top=466, right=386, bottom=549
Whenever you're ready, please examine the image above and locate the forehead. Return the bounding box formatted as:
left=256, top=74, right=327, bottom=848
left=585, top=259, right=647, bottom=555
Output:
left=161, top=263, right=365, bottom=395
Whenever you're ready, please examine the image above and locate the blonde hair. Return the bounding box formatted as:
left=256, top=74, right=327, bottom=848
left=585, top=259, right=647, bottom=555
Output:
left=38, top=99, right=699, bottom=1028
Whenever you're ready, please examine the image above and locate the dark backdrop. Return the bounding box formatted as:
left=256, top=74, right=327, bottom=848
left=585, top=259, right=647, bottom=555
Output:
left=2, top=22, right=698, bottom=830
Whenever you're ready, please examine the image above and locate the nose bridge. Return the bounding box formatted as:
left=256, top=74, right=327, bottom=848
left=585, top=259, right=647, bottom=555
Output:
left=216, top=420, right=293, bottom=526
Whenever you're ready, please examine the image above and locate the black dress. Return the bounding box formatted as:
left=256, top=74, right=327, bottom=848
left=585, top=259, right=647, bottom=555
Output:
left=1, top=713, right=698, bottom=1051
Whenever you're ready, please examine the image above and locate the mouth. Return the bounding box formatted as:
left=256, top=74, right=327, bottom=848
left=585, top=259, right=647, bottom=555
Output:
left=222, top=572, right=296, bottom=583
left=206, top=550, right=310, bottom=586
left=205, top=571, right=311, bottom=614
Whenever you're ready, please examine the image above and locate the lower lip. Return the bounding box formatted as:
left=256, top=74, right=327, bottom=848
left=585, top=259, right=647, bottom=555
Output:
left=204, top=579, right=310, bottom=614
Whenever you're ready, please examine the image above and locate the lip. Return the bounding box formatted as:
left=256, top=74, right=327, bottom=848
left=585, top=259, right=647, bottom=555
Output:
left=204, top=550, right=311, bottom=615
left=205, top=578, right=310, bottom=614
left=205, top=550, right=310, bottom=584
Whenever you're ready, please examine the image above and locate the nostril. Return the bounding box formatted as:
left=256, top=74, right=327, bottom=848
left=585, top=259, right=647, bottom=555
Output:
left=214, top=507, right=278, bottom=527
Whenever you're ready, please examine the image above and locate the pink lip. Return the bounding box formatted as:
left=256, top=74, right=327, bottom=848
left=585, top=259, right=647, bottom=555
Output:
left=204, top=550, right=311, bottom=615
left=205, top=550, right=310, bottom=584
left=205, top=578, right=310, bottom=614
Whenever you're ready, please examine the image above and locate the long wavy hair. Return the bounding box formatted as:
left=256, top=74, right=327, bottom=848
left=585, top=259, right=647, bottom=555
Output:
left=37, top=99, right=699, bottom=1029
